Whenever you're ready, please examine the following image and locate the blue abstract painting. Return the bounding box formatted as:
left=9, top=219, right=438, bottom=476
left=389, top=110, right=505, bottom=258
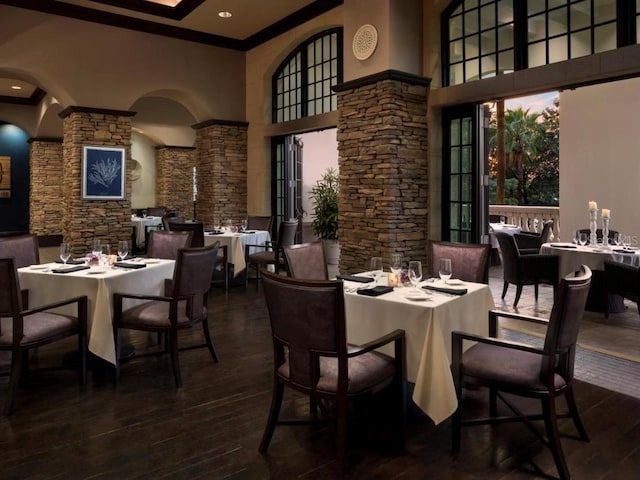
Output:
left=83, top=146, right=125, bottom=200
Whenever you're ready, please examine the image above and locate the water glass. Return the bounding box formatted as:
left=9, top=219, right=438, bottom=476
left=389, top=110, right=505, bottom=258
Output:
left=100, top=244, right=111, bottom=266
left=59, top=243, right=72, bottom=264
left=408, top=261, right=422, bottom=291
left=579, top=233, right=588, bottom=246
left=117, top=240, right=129, bottom=261
left=500, top=216, right=506, bottom=225
left=92, top=238, right=102, bottom=256
left=439, top=258, right=452, bottom=283
left=390, top=253, right=403, bottom=280
left=370, top=256, right=383, bottom=283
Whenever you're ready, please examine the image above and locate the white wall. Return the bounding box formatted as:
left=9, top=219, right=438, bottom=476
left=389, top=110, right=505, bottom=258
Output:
left=560, top=77, right=640, bottom=244
left=298, top=129, right=339, bottom=221
left=130, top=132, right=157, bottom=208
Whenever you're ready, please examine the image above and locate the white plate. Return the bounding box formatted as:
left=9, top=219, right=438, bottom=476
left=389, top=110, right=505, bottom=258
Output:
left=445, top=279, right=464, bottom=285
left=405, top=292, right=429, bottom=301
left=87, top=268, right=106, bottom=274
left=144, top=259, right=160, bottom=264
left=30, top=265, right=49, bottom=270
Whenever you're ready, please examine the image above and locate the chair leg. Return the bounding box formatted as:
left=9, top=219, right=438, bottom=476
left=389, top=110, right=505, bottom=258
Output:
left=113, top=325, right=120, bottom=381
left=564, top=385, right=589, bottom=442
left=169, top=331, right=182, bottom=388
left=542, top=397, right=571, bottom=480
left=489, top=386, right=498, bottom=417
left=501, top=281, right=509, bottom=299
left=534, top=283, right=539, bottom=301
left=5, top=348, right=23, bottom=415
left=201, top=317, right=219, bottom=363
left=78, top=330, right=87, bottom=386
left=259, top=380, right=284, bottom=453
left=336, top=396, right=348, bottom=468
left=514, top=285, right=523, bottom=306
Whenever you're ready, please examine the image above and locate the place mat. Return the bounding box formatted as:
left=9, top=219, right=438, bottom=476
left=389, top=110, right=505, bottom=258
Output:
left=55, top=258, right=87, bottom=264
left=51, top=265, right=90, bottom=274
left=357, top=285, right=393, bottom=297
left=114, top=261, right=146, bottom=269
left=422, top=284, right=467, bottom=295
left=337, top=274, right=374, bottom=283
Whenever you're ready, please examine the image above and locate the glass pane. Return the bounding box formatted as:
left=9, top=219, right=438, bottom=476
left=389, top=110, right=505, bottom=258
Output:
left=594, top=0, right=616, bottom=22
left=498, top=25, right=514, bottom=50
left=331, top=32, right=337, bottom=54
left=462, top=118, right=472, bottom=144
left=450, top=202, right=460, bottom=228
left=315, top=39, right=323, bottom=63
left=451, top=176, right=460, bottom=201
left=450, top=63, right=464, bottom=85
left=450, top=15, right=463, bottom=39
left=549, top=36, right=568, bottom=63
left=451, top=147, right=460, bottom=173
left=323, top=35, right=330, bottom=57
left=462, top=203, right=472, bottom=228
left=571, top=30, right=591, bottom=58
left=465, top=58, right=479, bottom=81
left=323, top=97, right=331, bottom=113
left=450, top=119, right=460, bottom=146
left=450, top=40, right=464, bottom=62
left=462, top=175, right=472, bottom=201
left=465, top=36, right=480, bottom=58
left=308, top=67, right=315, bottom=83
left=570, top=1, right=590, bottom=30
left=528, top=14, right=546, bottom=42
left=549, top=0, right=567, bottom=8
left=308, top=101, right=315, bottom=116
left=594, top=23, right=616, bottom=54
left=497, top=0, right=514, bottom=24
left=451, top=230, right=460, bottom=242
left=462, top=146, right=472, bottom=172
left=480, top=4, right=495, bottom=30
left=481, top=54, right=497, bottom=78
left=528, top=0, right=546, bottom=15
left=481, top=29, right=496, bottom=55
left=529, top=41, right=546, bottom=67
left=465, top=9, right=479, bottom=34
left=465, top=0, right=479, bottom=9
left=548, top=8, right=568, bottom=37
left=498, top=49, right=514, bottom=73
left=323, top=62, right=331, bottom=78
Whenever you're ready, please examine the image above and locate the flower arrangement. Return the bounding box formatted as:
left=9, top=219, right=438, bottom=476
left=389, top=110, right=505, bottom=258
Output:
left=87, top=253, right=101, bottom=266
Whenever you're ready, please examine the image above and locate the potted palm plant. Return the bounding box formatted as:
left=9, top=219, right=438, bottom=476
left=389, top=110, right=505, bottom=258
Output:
left=310, top=167, right=340, bottom=265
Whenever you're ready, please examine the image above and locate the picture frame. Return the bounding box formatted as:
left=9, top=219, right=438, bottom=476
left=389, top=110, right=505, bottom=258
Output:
left=82, top=146, right=125, bottom=200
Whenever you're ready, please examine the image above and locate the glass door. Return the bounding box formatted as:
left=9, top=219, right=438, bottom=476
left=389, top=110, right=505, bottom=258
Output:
left=271, top=135, right=304, bottom=242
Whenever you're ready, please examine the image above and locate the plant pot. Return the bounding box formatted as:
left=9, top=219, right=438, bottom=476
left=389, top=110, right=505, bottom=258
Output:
left=323, top=239, right=340, bottom=265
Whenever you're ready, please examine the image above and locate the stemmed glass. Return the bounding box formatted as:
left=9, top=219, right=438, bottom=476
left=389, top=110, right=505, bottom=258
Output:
left=390, top=253, right=403, bottom=285
left=622, top=234, right=631, bottom=249
left=241, top=218, right=248, bottom=232
left=59, top=243, right=72, bottom=265
left=573, top=230, right=580, bottom=246
left=579, top=233, right=588, bottom=246
left=100, top=244, right=111, bottom=266
left=92, top=238, right=102, bottom=256
left=408, top=261, right=422, bottom=291
left=370, top=257, right=383, bottom=284
left=117, top=240, right=129, bottom=261
left=439, top=258, right=452, bottom=284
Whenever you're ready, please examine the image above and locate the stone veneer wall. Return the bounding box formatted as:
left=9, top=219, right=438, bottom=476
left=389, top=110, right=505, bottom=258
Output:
left=156, top=146, right=196, bottom=219
left=29, top=138, right=63, bottom=235
left=60, top=108, right=134, bottom=255
left=194, top=120, right=248, bottom=228
left=335, top=72, right=430, bottom=273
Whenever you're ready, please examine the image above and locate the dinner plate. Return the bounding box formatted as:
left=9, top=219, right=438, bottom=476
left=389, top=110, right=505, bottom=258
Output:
left=87, top=268, right=107, bottom=274
left=144, top=259, right=160, bottom=264
left=445, top=279, right=464, bottom=285
left=30, top=265, right=49, bottom=270
left=405, top=292, right=429, bottom=301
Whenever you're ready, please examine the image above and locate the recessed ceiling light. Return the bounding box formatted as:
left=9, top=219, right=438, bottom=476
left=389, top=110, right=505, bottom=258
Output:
left=11, top=85, right=22, bottom=90
left=218, top=11, right=232, bottom=18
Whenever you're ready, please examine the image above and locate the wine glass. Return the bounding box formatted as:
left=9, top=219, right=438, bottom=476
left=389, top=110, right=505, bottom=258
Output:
left=241, top=218, right=248, bottom=232
left=500, top=216, right=506, bottom=225
left=390, top=253, right=403, bottom=284
left=100, top=244, right=110, bottom=266
left=370, top=257, right=383, bottom=284
left=59, top=242, right=72, bottom=265
left=439, top=258, right=453, bottom=283
left=572, top=230, right=580, bottom=245
left=622, top=234, right=631, bottom=249
left=612, top=233, right=620, bottom=247
left=92, top=238, right=102, bottom=256
left=117, top=240, right=129, bottom=261
left=408, top=261, right=422, bottom=291
left=579, top=232, right=588, bottom=246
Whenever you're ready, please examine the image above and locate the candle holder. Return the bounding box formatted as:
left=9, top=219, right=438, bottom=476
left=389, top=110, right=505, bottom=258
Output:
left=589, top=208, right=598, bottom=246
left=602, top=216, right=610, bottom=248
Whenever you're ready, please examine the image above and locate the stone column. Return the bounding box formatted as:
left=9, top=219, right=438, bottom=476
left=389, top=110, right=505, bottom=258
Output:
left=156, top=146, right=196, bottom=219
left=193, top=119, right=248, bottom=228
left=59, top=106, right=135, bottom=255
left=29, top=137, right=63, bottom=235
left=334, top=70, right=431, bottom=273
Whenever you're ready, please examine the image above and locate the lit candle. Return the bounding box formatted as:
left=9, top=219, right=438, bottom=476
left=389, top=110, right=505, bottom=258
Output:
left=602, top=209, right=610, bottom=218
left=588, top=201, right=597, bottom=210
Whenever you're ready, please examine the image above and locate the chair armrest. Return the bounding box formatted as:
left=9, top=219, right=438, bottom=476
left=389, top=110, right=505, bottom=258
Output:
left=347, top=329, right=405, bottom=357
left=451, top=330, right=545, bottom=356
left=22, top=295, right=87, bottom=316
left=244, top=241, right=274, bottom=256
left=113, top=292, right=172, bottom=303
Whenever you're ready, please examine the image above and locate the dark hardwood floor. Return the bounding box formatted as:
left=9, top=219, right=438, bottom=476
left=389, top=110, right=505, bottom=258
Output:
left=1, top=284, right=639, bottom=479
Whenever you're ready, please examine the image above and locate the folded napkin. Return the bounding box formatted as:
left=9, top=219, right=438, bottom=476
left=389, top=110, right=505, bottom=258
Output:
left=205, top=231, right=223, bottom=235
left=51, top=265, right=90, bottom=274
left=337, top=274, right=374, bottom=283
left=114, top=261, right=146, bottom=269
left=55, top=258, right=87, bottom=265
left=357, top=285, right=393, bottom=297
left=422, top=284, right=467, bottom=295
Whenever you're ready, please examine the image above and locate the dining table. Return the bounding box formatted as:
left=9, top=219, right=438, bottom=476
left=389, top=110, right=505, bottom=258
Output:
left=204, top=230, right=270, bottom=277
left=489, top=222, right=521, bottom=248
left=18, top=259, right=176, bottom=364
left=343, top=277, right=495, bottom=425
left=131, top=215, right=163, bottom=248
left=540, top=242, right=640, bottom=312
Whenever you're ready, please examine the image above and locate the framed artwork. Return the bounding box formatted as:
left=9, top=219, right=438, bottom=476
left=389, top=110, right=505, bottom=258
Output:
left=0, top=156, right=10, bottom=198
left=82, top=146, right=125, bottom=200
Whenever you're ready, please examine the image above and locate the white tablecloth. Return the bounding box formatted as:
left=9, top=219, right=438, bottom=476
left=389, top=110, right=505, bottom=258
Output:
left=540, top=242, right=640, bottom=277
left=489, top=222, right=521, bottom=248
left=204, top=230, right=270, bottom=275
left=344, top=280, right=495, bottom=425
left=18, top=259, right=175, bottom=364
left=131, top=216, right=163, bottom=247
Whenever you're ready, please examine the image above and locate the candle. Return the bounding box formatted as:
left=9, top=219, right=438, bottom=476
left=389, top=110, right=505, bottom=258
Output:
left=602, top=209, right=610, bottom=218
left=588, top=201, right=597, bottom=210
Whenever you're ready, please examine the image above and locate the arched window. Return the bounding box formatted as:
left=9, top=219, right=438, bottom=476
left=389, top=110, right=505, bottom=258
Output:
left=272, top=28, right=343, bottom=123
left=443, top=0, right=632, bottom=87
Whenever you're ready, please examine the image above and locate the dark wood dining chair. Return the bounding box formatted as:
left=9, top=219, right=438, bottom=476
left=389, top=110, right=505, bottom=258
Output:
left=451, top=265, right=592, bottom=480
left=604, top=259, right=640, bottom=318
left=284, top=241, right=328, bottom=280
left=428, top=240, right=491, bottom=283
left=259, top=269, right=406, bottom=467
left=0, top=257, right=88, bottom=415
left=0, top=233, right=40, bottom=267
left=112, top=242, right=220, bottom=387
left=147, top=231, right=192, bottom=260
left=245, top=220, right=298, bottom=283
left=514, top=219, right=554, bottom=254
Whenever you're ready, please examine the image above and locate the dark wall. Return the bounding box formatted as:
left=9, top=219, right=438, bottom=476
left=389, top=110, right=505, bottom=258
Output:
left=0, top=122, right=30, bottom=233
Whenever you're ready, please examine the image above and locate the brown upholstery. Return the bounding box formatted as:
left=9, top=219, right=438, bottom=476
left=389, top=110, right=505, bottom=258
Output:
left=452, top=265, right=592, bottom=480
left=604, top=260, right=640, bottom=318
left=163, top=216, right=184, bottom=231
left=284, top=241, right=328, bottom=280
left=145, top=207, right=167, bottom=217
left=495, top=231, right=559, bottom=306
left=166, top=220, right=204, bottom=248
left=514, top=220, right=554, bottom=254
left=0, top=234, right=40, bottom=267
left=113, top=242, right=220, bottom=387
left=429, top=241, right=491, bottom=283
left=245, top=220, right=298, bottom=282
left=0, top=257, right=87, bottom=415
left=246, top=215, right=274, bottom=234
left=147, top=231, right=192, bottom=260
left=259, top=269, right=406, bottom=466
